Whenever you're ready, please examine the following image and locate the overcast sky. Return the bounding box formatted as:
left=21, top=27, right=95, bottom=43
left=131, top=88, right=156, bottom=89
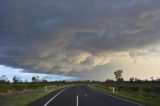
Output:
left=0, top=0, right=160, bottom=81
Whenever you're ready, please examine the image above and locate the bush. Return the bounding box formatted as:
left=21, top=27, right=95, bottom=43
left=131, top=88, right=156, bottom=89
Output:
left=142, top=87, right=152, bottom=93
left=0, top=84, right=13, bottom=92
left=129, top=86, right=140, bottom=92
left=153, top=87, right=160, bottom=93
left=0, top=83, right=48, bottom=92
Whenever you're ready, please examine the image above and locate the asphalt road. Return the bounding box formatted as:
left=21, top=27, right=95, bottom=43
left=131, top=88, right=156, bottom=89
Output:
left=29, top=85, right=145, bottom=106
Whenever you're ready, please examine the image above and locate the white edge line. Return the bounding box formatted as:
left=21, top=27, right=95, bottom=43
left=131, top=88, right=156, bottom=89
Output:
left=97, top=91, right=145, bottom=106
left=43, top=87, right=69, bottom=106
left=104, top=93, right=145, bottom=106
left=87, top=87, right=145, bottom=106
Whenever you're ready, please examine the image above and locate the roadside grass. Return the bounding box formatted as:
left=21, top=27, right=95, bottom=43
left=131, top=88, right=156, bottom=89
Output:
left=0, top=85, right=66, bottom=106
left=0, top=83, right=48, bottom=92
left=88, top=84, right=160, bottom=106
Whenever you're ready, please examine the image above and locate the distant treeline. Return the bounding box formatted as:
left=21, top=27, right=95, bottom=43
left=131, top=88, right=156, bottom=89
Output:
left=0, top=69, right=160, bottom=84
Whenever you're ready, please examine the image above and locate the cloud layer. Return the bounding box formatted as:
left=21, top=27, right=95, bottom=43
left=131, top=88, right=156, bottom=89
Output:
left=1, top=0, right=160, bottom=80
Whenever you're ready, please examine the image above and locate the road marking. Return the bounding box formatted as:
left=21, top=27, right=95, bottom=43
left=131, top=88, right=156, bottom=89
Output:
left=84, top=94, right=88, bottom=97
left=76, top=95, right=79, bottom=106
left=96, top=91, right=145, bottom=106
left=106, top=93, right=145, bottom=106
left=43, top=87, right=68, bottom=106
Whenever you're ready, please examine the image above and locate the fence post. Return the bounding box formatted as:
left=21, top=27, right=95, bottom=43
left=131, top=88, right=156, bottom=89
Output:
left=45, top=86, right=47, bottom=91
left=112, top=87, right=115, bottom=93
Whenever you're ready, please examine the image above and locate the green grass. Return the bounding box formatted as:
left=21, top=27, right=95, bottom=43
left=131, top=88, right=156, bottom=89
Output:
left=0, top=83, right=48, bottom=92
left=88, top=84, right=160, bottom=106
left=0, top=86, right=66, bottom=106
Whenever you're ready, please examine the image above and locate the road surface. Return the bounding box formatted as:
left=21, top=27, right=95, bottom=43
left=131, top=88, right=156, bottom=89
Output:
left=29, top=85, right=145, bottom=106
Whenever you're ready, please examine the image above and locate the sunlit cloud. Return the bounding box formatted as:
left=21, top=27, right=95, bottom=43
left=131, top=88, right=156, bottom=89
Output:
left=0, top=0, right=160, bottom=80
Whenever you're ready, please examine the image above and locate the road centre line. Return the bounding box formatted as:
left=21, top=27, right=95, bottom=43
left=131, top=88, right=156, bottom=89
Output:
left=76, top=95, right=79, bottom=106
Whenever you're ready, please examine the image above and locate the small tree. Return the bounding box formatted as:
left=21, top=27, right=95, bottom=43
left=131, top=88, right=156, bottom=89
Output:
left=105, top=79, right=114, bottom=82
left=32, top=76, right=37, bottom=82
left=36, top=76, right=40, bottom=82
left=134, top=78, right=141, bottom=82
left=130, top=77, right=134, bottom=82
left=114, top=69, right=124, bottom=82
left=150, top=77, right=154, bottom=82
left=156, top=77, right=160, bottom=82
left=13, top=76, right=18, bottom=83
left=32, top=76, right=40, bottom=82
left=0, top=75, right=8, bottom=83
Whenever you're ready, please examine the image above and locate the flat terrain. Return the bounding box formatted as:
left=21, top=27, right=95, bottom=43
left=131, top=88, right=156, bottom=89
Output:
left=30, top=85, right=144, bottom=106
left=0, top=85, right=67, bottom=106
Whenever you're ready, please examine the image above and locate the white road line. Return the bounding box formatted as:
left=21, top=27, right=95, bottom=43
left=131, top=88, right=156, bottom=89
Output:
left=84, top=94, right=88, bottom=97
left=76, top=95, right=79, bottom=106
left=43, top=87, right=68, bottom=106
left=97, top=91, right=145, bottom=106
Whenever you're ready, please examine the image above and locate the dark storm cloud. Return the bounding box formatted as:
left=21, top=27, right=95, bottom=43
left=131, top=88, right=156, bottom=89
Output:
left=0, top=0, right=160, bottom=79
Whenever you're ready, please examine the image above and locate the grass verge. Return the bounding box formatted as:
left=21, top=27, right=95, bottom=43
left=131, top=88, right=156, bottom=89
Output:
left=0, top=85, right=66, bottom=106
left=88, top=84, right=160, bottom=106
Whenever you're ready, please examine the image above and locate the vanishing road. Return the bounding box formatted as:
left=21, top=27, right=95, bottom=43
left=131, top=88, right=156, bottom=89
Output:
left=29, top=85, right=145, bottom=106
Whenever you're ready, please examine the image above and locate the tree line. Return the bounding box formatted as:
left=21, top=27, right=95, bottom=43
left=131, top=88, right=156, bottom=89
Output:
left=0, top=69, right=160, bottom=84
left=0, top=75, right=49, bottom=84
left=108, top=69, right=160, bottom=83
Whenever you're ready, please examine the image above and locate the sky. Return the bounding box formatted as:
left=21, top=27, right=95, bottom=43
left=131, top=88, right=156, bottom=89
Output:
left=0, top=65, right=77, bottom=82
left=0, top=0, right=160, bottom=81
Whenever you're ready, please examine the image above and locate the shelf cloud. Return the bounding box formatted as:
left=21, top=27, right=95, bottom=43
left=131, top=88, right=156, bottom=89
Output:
left=1, top=0, right=160, bottom=80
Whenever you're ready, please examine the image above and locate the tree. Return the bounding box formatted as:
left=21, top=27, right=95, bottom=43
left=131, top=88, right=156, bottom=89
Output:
left=0, top=75, right=8, bottom=83
left=150, top=77, right=154, bottom=82
left=105, top=79, right=114, bottom=82
left=134, top=78, right=141, bottom=82
left=156, top=77, right=160, bottom=82
left=36, top=76, right=40, bottom=82
left=32, top=76, right=40, bottom=82
left=130, top=77, right=134, bottom=82
left=13, top=76, right=19, bottom=83
left=114, top=69, right=124, bottom=82
left=32, top=76, right=37, bottom=82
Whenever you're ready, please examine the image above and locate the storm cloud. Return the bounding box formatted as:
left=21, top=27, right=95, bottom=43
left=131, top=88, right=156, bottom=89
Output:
left=0, top=0, right=160, bottom=80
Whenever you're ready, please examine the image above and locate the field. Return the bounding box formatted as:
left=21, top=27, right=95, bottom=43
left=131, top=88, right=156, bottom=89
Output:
left=0, top=83, right=70, bottom=106
left=89, top=82, right=160, bottom=106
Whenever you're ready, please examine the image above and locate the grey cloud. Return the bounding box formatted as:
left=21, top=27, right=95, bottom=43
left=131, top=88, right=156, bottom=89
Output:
left=0, top=0, right=160, bottom=80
